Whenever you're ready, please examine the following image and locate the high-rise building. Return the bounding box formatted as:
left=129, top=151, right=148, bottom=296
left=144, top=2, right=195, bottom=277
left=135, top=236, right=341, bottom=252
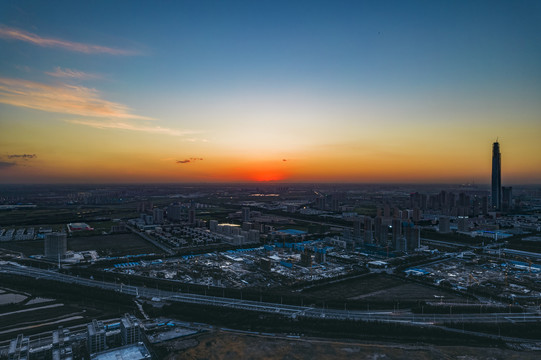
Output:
left=188, top=203, right=196, bottom=225
left=412, top=208, right=421, bottom=222
left=392, top=219, right=402, bottom=251
left=248, top=229, right=260, bottom=243
left=363, top=217, right=373, bottom=244
left=491, top=141, right=502, bottom=211
left=374, top=216, right=383, bottom=243
left=457, top=216, right=469, bottom=232
left=438, top=216, right=451, bottom=233
left=120, top=314, right=141, bottom=345
left=502, top=186, right=513, bottom=211
left=44, top=232, right=67, bottom=260
left=330, top=198, right=340, bottom=212
left=352, top=216, right=362, bottom=245
left=342, top=228, right=355, bottom=250
left=481, top=196, right=489, bottom=215
left=152, top=208, right=164, bottom=224
left=8, top=334, right=29, bottom=360
left=241, top=207, right=251, bottom=222
left=405, top=226, right=420, bottom=251
left=87, top=320, right=106, bottom=354
left=167, top=204, right=182, bottom=222
left=242, top=221, right=252, bottom=231
left=383, top=204, right=391, bottom=218
left=137, top=201, right=152, bottom=213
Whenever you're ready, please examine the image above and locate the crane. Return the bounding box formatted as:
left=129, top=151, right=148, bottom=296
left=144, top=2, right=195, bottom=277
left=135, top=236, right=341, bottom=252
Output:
left=468, top=273, right=480, bottom=287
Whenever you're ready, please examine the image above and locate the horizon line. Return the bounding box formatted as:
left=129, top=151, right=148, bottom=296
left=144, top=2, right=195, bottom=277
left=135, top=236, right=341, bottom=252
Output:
left=0, top=181, right=538, bottom=187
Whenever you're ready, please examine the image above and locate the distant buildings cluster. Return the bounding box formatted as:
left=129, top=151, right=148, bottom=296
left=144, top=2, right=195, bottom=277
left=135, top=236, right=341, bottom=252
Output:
left=0, top=228, right=35, bottom=241
left=340, top=214, right=420, bottom=253
left=7, top=314, right=148, bottom=360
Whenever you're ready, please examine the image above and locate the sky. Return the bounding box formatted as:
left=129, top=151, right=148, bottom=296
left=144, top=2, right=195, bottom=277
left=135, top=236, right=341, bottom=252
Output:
left=1, top=0, right=540, bottom=184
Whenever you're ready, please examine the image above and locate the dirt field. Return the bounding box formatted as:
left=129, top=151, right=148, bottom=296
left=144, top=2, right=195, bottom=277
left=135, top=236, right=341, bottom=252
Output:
left=304, top=274, right=466, bottom=303
left=0, top=288, right=93, bottom=341
left=349, top=282, right=463, bottom=302
left=68, top=233, right=162, bottom=255
left=158, top=331, right=540, bottom=360
left=0, top=284, right=135, bottom=341
left=0, top=240, right=44, bottom=256
left=0, top=233, right=162, bottom=257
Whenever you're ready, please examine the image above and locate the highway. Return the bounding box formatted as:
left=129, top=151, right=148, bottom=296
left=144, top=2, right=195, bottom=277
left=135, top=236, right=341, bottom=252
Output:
left=1, top=262, right=540, bottom=326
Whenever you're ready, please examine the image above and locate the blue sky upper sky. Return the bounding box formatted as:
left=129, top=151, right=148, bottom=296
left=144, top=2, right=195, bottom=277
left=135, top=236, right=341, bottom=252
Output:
left=1, top=0, right=540, bottom=183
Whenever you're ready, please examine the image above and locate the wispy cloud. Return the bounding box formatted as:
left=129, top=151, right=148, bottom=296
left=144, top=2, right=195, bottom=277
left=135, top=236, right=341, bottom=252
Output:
left=67, top=119, right=194, bottom=137
left=7, top=154, right=37, bottom=159
left=46, top=67, right=100, bottom=80
left=15, top=64, right=32, bottom=73
left=0, top=77, right=152, bottom=120
left=0, top=153, right=37, bottom=168
left=0, top=25, right=139, bottom=55
left=176, top=157, right=204, bottom=164
left=184, top=138, right=208, bottom=142
left=0, top=77, right=198, bottom=138
left=0, top=161, right=16, bottom=168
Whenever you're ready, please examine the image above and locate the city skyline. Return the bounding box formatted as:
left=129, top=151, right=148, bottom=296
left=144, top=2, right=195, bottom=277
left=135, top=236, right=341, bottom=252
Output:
left=1, top=1, right=541, bottom=184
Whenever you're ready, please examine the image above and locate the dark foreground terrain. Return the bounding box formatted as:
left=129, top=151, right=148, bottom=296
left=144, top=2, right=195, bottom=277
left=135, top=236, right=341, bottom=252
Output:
left=156, top=331, right=541, bottom=360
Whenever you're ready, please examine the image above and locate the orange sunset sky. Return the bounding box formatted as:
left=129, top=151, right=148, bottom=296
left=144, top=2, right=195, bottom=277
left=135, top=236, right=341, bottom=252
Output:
left=1, top=1, right=540, bottom=184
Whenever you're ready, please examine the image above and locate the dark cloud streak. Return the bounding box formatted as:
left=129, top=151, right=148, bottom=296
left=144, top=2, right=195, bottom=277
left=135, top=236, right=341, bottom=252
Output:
left=176, top=157, right=203, bottom=164
left=0, top=161, right=16, bottom=168
left=8, top=153, right=37, bottom=159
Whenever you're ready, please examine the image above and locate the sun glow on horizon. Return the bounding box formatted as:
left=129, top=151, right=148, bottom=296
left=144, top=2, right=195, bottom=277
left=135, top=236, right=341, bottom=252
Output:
left=0, top=2, right=540, bottom=184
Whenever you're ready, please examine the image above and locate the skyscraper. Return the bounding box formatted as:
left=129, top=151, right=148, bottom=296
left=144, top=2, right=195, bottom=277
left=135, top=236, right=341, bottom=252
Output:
left=491, top=141, right=501, bottom=211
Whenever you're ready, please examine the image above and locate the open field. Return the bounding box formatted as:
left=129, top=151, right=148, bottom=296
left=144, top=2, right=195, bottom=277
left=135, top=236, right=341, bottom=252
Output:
left=0, top=233, right=162, bottom=257
left=158, top=331, right=540, bottom=360
left=0, top=240, right=43, bottom=256
left=0, top=277, right=137, bottom=342
left=303, top=274, right=467, bottom=303
left=68, top=233, right=163, bottom=256
left=0, top=205, right=139, bottom=227
left=0, top=288, right=110, bottom=341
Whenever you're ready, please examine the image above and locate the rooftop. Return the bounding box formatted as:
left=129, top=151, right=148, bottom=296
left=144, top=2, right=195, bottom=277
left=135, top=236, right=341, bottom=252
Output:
left=91, top=343, right=150, bottom=360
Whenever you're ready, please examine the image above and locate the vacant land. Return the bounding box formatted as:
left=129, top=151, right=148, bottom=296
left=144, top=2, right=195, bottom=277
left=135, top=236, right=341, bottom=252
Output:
left=0, top=278, right=137, bottom=342
left=0, top=240, right=44, bottom=256
left=303, top=274, right=466, bottom=303
left=159, top=331, right=540, bottom=360
left=0, top=205, right=138, bottom=227
left=0, top=233, right=162, bottom=257
left=0, top=288, right=96, bottom=341
left=69, top=233, right=163, bottom=256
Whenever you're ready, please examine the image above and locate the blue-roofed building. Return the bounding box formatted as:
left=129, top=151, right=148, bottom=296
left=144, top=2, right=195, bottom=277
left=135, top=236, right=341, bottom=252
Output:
left=276, top=229, right=307, bottom=236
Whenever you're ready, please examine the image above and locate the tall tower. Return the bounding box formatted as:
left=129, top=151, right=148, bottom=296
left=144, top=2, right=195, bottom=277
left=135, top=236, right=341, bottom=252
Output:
left=491, top=141, right=501, bottom=211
